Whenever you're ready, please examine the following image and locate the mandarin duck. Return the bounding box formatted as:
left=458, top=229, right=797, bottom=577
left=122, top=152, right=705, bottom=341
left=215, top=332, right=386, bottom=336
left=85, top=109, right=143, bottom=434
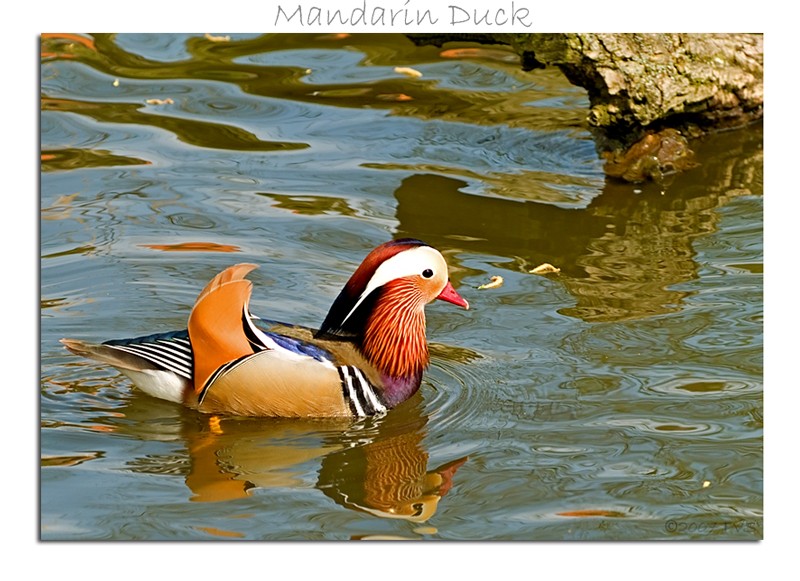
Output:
left=61, top=239, right=469, bottom=418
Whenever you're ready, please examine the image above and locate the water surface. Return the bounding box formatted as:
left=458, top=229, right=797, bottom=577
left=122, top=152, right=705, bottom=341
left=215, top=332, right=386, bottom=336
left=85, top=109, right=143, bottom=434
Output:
left=41, top=33, right=762, bottom=540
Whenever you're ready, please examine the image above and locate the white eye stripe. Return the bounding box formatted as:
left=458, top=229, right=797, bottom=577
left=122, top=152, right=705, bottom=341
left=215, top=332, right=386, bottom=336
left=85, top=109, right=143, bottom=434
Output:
left=340, top=246, right=446, bottom=327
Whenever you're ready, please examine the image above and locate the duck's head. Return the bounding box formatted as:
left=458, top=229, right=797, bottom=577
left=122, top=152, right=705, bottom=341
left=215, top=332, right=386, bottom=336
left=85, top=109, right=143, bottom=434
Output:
left=316, top=239, right=468, bottom=383
left=318, top=239, right=468, bottom=337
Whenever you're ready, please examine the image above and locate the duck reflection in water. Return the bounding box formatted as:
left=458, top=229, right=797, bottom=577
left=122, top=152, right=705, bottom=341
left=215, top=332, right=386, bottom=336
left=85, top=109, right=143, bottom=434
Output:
left=177, top=404, right=467, bottom=522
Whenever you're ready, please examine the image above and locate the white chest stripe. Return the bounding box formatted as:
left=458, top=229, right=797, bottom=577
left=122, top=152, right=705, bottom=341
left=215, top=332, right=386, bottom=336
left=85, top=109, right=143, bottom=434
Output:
left=339, top=366, right=387, bottom=417
left=341, top=367, right=365, bottom=417
left=352, top=367, right=387, bottom=414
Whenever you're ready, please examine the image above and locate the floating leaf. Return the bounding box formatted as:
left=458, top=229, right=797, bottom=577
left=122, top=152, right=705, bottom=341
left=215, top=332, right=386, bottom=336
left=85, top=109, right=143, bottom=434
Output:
left=478, top=276, right=504, bottom=290
left=394, top=66, right=422, bottom=78
left=530, top=263, right=560, bottom=274
left=204, top=33, right=230, bottom=42
left=145, top=98, right=174, bottom=105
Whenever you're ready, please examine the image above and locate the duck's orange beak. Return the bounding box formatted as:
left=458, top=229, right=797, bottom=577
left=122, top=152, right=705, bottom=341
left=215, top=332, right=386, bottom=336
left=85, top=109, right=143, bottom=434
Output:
left=436, top=280, right=469, bottom=310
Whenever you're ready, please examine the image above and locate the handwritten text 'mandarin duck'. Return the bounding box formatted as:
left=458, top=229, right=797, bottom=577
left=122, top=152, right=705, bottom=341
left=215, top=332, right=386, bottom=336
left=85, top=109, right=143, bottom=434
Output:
left=274, top=2, right=533, bottom=27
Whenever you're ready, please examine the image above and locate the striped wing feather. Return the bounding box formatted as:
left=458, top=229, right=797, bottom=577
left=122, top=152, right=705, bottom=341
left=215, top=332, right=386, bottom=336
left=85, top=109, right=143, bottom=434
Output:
left=59, top=336, right=192, bottom=403
left=60, top=338, right=163, bottom=373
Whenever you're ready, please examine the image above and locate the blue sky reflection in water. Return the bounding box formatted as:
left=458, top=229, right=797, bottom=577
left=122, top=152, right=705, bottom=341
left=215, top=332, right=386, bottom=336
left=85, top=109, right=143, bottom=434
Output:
left=41, top=33, right=762, bottom=540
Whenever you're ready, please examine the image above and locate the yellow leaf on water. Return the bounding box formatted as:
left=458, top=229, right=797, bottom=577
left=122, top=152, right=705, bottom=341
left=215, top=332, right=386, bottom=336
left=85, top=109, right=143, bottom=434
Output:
left=530, top=263, right=560, bottom=274
left=394, top=66, right=422, bottom=78
left=478, top=276, right=504, bottom=290
left=205, top=33, right=230, bottom=42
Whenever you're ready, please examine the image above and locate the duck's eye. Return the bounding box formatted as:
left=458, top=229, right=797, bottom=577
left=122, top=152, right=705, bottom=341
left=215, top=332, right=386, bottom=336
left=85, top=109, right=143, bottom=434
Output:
left=422, top=269, right=434, bottom=278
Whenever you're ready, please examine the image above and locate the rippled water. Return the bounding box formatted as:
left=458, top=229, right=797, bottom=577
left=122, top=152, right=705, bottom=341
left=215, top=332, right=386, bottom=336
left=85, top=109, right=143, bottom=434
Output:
left=41, top=33, right=762, bottom=540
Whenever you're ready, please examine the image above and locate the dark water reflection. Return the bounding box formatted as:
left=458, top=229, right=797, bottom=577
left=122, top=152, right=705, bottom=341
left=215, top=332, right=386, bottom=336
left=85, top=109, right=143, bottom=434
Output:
left=117, top=395, right=467, bottom=526
left=397, top=125, right=762, bottom=323
left=41, top=33, right=762, bottom=540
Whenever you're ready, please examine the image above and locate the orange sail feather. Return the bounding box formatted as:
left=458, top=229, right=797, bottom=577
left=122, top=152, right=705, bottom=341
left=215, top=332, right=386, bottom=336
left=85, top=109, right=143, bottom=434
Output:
left=188, top=264, right=259, bottom=393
